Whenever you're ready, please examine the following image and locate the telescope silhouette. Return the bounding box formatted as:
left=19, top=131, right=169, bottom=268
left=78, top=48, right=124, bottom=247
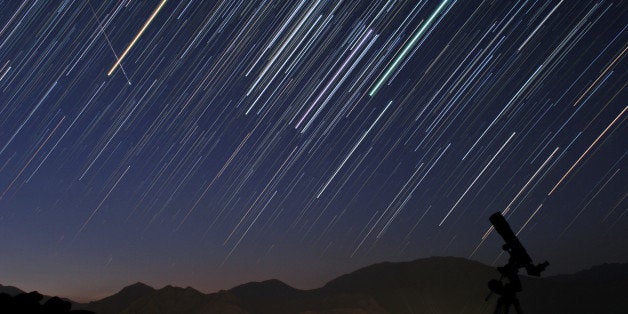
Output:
left=487, top=212, right=549, bottom=314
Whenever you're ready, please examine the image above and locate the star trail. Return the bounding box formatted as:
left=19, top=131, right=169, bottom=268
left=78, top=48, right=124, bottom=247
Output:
left=0, top=0, right=626, bottom=300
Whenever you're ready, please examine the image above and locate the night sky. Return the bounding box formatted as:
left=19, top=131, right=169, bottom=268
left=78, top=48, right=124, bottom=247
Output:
left=0, top=0, right=626, bottom=301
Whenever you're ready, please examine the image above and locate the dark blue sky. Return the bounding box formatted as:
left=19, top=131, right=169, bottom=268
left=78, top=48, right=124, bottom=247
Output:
left=0, top=0, right=626, bottom=301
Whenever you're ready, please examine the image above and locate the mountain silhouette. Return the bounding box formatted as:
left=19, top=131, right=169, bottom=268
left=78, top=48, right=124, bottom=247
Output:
left=519, top=262, right=628, bottom=314
left=228, top=279, right=302, bottom=313
left=0, top=284, right=25, bottom=296
left=0, top=290, right=94, bottom=314
left=74, top=282, right=155, bottom=314
left=5, top=257, right=628, bottom=313
left=119, top=285, right=246, bottom=314
left=320, top=257, right=496, bottom=313
left=0, top=284, right=89, bottom=313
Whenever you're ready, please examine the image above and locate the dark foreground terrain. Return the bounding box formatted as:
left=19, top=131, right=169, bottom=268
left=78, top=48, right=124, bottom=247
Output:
left=3, top=257, right=627, bottom=314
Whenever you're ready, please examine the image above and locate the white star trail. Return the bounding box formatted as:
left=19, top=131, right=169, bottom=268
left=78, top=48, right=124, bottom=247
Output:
left=0, top=0, right=625, bottom=296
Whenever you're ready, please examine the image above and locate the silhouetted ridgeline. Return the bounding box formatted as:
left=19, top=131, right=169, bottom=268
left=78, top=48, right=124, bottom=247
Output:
left=8, top=257, right=628, bottom=314
left=0, top=289, right=93, bottom=313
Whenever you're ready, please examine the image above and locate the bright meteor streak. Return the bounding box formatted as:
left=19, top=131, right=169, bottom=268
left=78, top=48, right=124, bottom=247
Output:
left=107, top=0, right=167, bottom=76
left=369, top=0, right=450, bottom=97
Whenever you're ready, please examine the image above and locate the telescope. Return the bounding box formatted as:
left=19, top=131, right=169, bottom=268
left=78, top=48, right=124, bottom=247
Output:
left=489, top=212, right=549, bottom=277
left=487, top=212, right=549, bottom=314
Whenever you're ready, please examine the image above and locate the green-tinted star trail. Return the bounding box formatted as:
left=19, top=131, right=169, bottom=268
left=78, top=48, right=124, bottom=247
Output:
left=369, top=0, right=451, bottom=97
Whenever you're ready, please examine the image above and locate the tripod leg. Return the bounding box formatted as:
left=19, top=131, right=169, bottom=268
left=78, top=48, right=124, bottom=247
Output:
left=494, top=297, right=508, bottom=314
left=513, top=299, right=523, bottom=314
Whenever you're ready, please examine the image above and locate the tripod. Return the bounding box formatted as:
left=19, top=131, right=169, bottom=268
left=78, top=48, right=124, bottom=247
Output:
left=487, top=266, right=524, bottom=314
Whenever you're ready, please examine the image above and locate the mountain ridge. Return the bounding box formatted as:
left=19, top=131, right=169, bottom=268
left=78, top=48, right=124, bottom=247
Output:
left=6, top=256, right=628, bottom=313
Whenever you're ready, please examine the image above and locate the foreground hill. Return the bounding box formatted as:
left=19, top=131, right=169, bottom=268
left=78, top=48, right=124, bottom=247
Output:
left=0, top=284, right=79, bottom=308
left=519, top=262, right=628, bottom=314
left=10, top=256, right=628, bottom=313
